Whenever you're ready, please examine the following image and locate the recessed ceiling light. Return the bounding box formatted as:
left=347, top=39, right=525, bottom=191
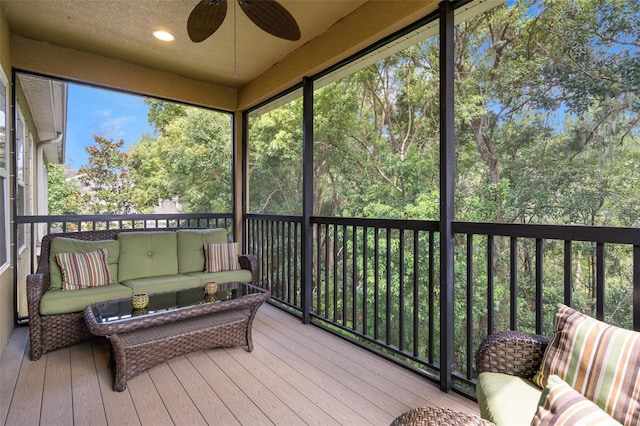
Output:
left=153, top=30, right=175, bottom=42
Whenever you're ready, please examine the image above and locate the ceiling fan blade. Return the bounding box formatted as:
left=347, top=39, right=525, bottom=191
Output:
left=187, top=0, right=228, bottom=43
left=239, top=0, right=301, bottom=41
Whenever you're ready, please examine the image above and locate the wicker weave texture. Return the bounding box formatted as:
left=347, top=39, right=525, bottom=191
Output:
left=85, top=284, right=268, bottom=391
left=111, top=311, right=249, bottom=391
left=390, top=406, right=495, bottom=426
left=27, top=228, right=259, bottom=360
left=474, top=330, right=549, bottom=378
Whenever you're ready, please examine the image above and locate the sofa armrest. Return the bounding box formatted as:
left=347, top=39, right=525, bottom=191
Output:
left=26, top=272, right=48, bottom=360
left=475, top=330, right=549, bottom=379
left=238, top=254, right=258, bottom=287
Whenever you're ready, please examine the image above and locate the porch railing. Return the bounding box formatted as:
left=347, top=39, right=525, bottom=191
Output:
left=14, top=212, right=640, bottom=396
left=246, top=214, right=640, bottom=396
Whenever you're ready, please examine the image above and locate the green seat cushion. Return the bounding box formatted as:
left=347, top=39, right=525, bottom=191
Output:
left=117, top=232, right=178, bottom=281
left=120, top=274, right=202, bottom=294
left=183, top=269, right=252, bottom=286
left=40, top=284, right=132, bottom=315
left=477, top=372, right=542, bottom=426
left=49, top=238, right=120, bottom=289
left=177, top=228, right=228, bottom=273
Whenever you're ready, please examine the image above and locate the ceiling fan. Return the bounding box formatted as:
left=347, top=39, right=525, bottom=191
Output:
left=187, top=0, right=301, bottom=43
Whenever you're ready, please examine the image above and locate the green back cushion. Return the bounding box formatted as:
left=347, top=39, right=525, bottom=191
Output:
left=49, top=238, right=120, bottom=289
left=533, top=305, right=640, bottom=425
left=117, top=231, right=178, bottom=281
left=177, top=228, right=228, bottom=273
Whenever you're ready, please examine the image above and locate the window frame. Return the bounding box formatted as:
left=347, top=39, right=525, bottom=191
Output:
left=0, top=69, right=9, bottom=270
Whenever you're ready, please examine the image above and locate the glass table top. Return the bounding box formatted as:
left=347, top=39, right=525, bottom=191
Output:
left=90, top=282, right=263, bottom=324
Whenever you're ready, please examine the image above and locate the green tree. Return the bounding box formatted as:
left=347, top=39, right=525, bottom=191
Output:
left=129, top=103, right=233, bottom=213
left=78, top=135, right=134, bottom=214
left=47, top=163, right=83, bottom=214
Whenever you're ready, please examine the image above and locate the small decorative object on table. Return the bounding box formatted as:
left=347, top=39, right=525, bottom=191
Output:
left=131, top=293, right=149, bottom=309
left=204, top=281, right=219, bottom=295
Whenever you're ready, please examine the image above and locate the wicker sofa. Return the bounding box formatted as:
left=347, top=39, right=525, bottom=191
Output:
left=27, top=228, right=258, bottom=361
left=475, top=305, right=640, bottom=426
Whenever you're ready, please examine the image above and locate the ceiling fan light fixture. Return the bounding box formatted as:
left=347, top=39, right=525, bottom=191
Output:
left=153, top=30, right=175, bottom=42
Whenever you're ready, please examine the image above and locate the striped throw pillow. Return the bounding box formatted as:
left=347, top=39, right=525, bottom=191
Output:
left=56, top=248, right=112, bottom=290
left=204, top=242, right=240, bottom=273
left=531, top=375, right=622, bottom=425
left=533, top=305, right=640, bottom=426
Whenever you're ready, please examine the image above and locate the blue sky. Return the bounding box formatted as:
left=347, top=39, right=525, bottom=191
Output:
left=65, top=84, right=154, bottom=168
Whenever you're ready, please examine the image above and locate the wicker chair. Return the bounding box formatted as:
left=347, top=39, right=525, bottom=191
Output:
left=27, top=228, right=258, bottom=361
left=475, top=330, right=549, bottom=379
left=390, top=406, right=495, bottom=425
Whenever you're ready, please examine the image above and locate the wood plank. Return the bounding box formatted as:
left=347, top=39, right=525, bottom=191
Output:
left=166, top=354, right=240, bottom=425
left=127, top=371, right=174, bottom=425
left=260, top=305, right=481, bottom=414
left=70, top=340, right=107, bottom=426
left=4, top=333, right=46, bottom=426
left=252, top=324, right=396, bottom=424
left=2, top=304, right=483, bottom=426
left=208, top=348, right=306, bottom=425
left=0, top=327, right=28, bottom=425
left=227, top=339, right=345, bottom=425
left=91, top=339, right=141, bottom=426
left=145, top=360, right=208, bottom=425
left=258, top=310, right=425, bottom=407
left=40, top=347, right=73, bottom=425
left=185, top=350, right=273, bottom=425
left=249, top=335, right=370, bottom=425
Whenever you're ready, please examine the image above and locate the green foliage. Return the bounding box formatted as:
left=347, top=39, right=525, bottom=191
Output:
left=129, top=105, right=233, bottom=213
left=47, top=163, right=83, bottom=214
left=78, top=136, right=134, bottom=214
left=248, top=0, right=639, bottom=377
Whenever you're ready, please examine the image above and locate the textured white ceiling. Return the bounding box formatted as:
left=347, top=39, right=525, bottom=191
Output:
left=2, top=0, right=367, bottom=88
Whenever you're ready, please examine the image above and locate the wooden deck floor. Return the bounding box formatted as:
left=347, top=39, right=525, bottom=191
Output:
left=1, top=304, right=480, bottom=425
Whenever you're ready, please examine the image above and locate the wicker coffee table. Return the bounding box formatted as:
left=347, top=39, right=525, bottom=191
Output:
left=84, top=282, right=269, bottom=391
left=390, top=406, right=494, bottom=426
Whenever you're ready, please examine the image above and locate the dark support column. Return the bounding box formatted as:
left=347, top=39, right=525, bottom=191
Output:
left=634, top=246, right=640, bottom=332
left=439, top=0, right=455, bottom=393
left=301, top=76, right=314, bottom=324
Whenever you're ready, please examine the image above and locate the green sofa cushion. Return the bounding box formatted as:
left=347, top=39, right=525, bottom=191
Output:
left=184, top=269, right=252, bottom=286
left=477, top=372, right=542, bottom=426
left=49, top=238, right=120, bottom=289
left=177, top=228, right=228, bottom=273
left=40, top=283, right=132, bottom=315
left=121, top=274, right=202, bottom=294
left=117, top=232, right=178, bottom=281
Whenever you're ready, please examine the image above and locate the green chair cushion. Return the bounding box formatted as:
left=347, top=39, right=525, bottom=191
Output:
left=49, top=238, right=120, bottom=289
left=117, top=232, right=178, bottom=281
left=40, top=283, right=132, bottom=315
left=477, top=372, right=542, bottom=426
left=120, top=274, right=202, bottom=294
left=183, top=269, right=253, bottom=286
left=176, top=228, right=228, bottom=273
